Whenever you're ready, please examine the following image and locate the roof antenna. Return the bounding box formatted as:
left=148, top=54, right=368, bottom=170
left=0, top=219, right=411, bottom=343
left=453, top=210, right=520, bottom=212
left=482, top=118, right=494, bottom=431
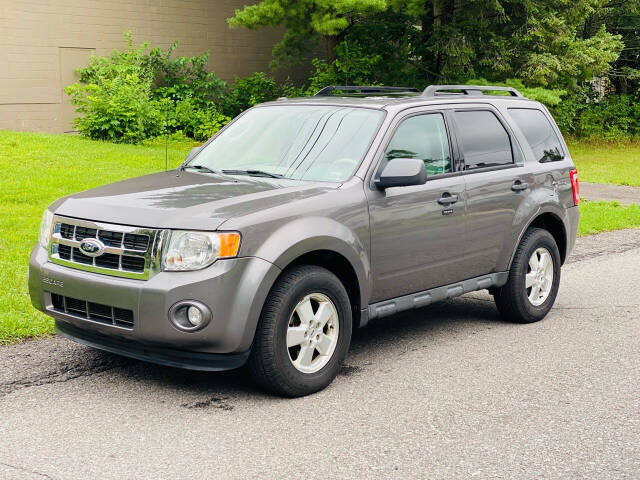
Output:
left=164, top=108, right=168, bottom=172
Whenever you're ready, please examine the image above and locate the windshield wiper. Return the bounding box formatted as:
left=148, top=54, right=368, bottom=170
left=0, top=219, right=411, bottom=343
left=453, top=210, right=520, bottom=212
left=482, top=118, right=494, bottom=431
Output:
left=181, top=164, right=222, bottom=175
left=221, top=169, right=284, bottom=178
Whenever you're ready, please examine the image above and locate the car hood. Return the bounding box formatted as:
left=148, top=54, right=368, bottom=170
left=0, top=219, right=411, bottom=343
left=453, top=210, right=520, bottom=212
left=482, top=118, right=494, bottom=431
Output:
left=52, top=170, right=337, bottom=230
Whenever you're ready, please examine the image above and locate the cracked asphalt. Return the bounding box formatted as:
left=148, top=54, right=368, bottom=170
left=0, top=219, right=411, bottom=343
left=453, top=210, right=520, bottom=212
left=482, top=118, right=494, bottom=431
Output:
left=1, top=229, right=639, bottom=480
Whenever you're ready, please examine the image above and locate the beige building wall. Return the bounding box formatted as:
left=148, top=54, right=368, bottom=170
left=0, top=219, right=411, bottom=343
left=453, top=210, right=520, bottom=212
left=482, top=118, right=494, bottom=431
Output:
left=0, top=0, right=284, bottom=133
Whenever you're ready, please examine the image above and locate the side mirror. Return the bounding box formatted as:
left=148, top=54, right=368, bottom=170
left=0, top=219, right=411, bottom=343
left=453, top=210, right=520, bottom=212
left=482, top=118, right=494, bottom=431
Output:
left=185, top=146, right=202, bottom=162
left=375, top=158, right=427, bottom=190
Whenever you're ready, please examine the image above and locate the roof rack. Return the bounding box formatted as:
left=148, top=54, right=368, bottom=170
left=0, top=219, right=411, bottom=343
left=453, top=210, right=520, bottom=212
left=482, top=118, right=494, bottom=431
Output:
left=314, top=85, right=420, bottom=96
left=422, top=85, right=523, bottom=98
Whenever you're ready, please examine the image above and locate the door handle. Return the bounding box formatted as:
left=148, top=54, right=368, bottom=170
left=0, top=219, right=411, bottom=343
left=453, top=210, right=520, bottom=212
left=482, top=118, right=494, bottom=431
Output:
left=511, top=181, right=529, bottom=192
left=438, top=193, right=459, bottom=205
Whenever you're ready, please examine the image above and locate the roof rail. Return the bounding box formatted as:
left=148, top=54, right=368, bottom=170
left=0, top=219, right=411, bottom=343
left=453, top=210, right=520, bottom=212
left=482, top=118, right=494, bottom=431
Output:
left=422, top=85, right=523, bottom=98
left=314, top=85, right=420, bottom=96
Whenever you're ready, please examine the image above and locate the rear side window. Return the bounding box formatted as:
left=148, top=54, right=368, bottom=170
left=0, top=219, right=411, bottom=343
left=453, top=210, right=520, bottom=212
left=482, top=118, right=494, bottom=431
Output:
left=454, top=110, right=513, bottom=170
left=509, top=108, right=564, bottom=162
left=384, top=113, right=452, bottom=176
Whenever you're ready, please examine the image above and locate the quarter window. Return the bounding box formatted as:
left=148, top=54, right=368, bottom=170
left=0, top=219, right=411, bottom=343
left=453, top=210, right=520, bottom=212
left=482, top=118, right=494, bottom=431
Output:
left=509, top=108, right=564, bottom=162
left=383, top=113, right=452, bottom=176
left=454, top=110, right=513, bottom=170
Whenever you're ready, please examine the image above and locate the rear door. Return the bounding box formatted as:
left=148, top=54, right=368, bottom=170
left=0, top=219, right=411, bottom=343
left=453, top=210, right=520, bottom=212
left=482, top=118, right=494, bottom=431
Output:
left=451, top=106, right=533, bottom=277
left=366, top=109, right=467, bottom=302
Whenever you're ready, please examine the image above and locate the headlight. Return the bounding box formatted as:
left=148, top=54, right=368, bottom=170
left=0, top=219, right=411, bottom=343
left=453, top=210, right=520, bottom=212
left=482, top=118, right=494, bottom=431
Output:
left=162, top=231, right=240, bottom=271
left=38, top=209, right=54, bottom=250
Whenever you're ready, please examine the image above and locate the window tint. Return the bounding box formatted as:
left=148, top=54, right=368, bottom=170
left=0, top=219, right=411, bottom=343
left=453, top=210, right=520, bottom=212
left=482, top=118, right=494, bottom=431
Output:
left=384, top=113, right=452, bottom=176
left=454, top=110, right=513, bottom=170
left=509, top=108, right=564, bottom=162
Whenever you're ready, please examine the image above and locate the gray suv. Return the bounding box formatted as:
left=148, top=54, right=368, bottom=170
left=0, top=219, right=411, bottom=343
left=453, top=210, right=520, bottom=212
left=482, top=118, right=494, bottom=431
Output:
left=29, top=85, right=580, bottom=396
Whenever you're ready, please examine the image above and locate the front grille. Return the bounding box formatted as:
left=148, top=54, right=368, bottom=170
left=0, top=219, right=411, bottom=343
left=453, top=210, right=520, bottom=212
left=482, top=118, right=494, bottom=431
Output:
left=57, top=244, right=72, bottom=260
left=98, top=230, right=123, bottom=247
left=75, top=226, right=97, bottom=241
left=121, top=256, right=145, bottom=272
left=50, top=293, right=134, bottom=329
left=123, top=233, right=149, bottom=251
left=72, top=247, right=93, bottom=264
left=60, top=223, right=74, bottom=239
left=94, top=253, right=120, bottom=269
left=49, top=216, right=160, bottom=280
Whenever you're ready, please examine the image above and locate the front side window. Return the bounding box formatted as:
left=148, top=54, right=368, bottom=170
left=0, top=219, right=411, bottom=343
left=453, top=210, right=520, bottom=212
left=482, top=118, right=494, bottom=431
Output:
left=383, top=113, right=452, bottom=176
left=509, top=108, right=564, bottom=162
left=189, top=105, right=384, bottom=182
left=454, top=110, right=513, bottom=170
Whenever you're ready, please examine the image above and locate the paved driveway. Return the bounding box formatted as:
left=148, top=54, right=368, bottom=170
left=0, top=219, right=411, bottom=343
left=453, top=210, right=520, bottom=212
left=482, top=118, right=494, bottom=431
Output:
left=580, top=182, right=640, bottom=205
left=1, top=229, right=639, bottom=480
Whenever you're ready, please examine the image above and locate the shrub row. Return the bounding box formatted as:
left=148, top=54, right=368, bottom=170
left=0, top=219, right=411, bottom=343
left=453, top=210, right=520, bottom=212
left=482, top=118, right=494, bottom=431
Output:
left=65, top=34, right=302, bottom=143
left=66, top=33, right=639, bottom=144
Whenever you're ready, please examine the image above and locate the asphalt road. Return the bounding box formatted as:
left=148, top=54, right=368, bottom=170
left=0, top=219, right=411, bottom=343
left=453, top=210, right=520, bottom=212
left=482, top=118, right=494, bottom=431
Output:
left=1, top=229, right=639, bottom=480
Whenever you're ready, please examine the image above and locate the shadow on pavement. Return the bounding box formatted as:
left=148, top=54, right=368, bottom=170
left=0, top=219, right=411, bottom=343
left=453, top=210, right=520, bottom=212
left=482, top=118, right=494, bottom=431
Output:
left=1, top=294, right=505, bottom=403
left=97, top=294, right=504, bottom=400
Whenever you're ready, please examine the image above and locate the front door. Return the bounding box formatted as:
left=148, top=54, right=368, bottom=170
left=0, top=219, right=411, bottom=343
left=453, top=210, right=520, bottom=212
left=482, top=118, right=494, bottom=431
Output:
left=367, top=111, right=467, bottom=302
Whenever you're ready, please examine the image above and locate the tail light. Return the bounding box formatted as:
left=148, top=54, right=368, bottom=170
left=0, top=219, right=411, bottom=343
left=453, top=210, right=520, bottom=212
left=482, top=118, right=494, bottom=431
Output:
left=569, top=169, right=579, bottom=206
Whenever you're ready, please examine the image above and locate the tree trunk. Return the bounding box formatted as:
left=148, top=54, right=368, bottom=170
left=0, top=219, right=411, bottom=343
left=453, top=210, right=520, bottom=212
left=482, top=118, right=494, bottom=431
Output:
left=433, top=0, right=446, bottom=80
left=325, top=35, right=339, bottom=61
left=325, top=29, right=348, bottom=62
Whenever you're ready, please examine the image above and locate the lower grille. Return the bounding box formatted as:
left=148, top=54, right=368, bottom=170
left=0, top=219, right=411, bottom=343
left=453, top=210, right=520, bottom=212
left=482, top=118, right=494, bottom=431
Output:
left=50, top=293, right=134, bottom=329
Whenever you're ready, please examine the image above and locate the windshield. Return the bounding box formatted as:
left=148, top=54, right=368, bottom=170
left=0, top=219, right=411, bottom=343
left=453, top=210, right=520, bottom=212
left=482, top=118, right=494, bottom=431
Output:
left=188, top=105, right=385, bottom=182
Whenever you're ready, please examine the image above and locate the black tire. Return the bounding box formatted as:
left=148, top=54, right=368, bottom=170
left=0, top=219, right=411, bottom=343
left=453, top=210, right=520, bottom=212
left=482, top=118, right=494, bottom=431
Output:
left=493, top=228, right=561, bottom=323
left=248, top=265, right=352, bottom=397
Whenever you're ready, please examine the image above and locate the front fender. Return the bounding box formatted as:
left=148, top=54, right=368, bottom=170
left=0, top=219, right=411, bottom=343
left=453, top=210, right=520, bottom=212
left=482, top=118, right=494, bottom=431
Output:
left=248, top=217, right=371, bottom=307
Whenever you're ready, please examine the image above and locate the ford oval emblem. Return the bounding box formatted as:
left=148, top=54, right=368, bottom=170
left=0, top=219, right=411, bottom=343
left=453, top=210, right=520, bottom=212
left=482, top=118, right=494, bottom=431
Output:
left=79, top=238, right=105, bottom=257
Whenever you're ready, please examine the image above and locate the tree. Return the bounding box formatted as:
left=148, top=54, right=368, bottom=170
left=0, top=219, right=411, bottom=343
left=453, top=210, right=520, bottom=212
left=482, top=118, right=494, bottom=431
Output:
left=580, top=0, right=640, bottom=93
left=231, top=0, right=625, bottom=92
left=227, top=0, right=389, bottom=64
left=391, top=0, right=623, bottom=88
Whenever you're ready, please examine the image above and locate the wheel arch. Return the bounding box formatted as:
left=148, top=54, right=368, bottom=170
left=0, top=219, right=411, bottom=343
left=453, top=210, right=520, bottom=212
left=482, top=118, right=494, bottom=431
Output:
left=280, top=249, right=363, bottom=327
left=245, top=216, right=371, bottom=334
left=509, top=210, right=568, bottom=268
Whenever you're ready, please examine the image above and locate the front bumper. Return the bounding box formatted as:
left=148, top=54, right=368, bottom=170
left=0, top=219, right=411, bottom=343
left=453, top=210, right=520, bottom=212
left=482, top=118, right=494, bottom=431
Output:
left=29, top=245, right=281, bottom=367
left=55, top=321, right=250, bottom=371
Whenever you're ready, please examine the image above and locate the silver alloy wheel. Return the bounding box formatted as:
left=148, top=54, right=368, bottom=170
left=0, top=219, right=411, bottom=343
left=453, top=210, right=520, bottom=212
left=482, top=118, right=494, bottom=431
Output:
left=286, top=293, right=340, bottom=374
left=526, top=247, right=554, bottom=306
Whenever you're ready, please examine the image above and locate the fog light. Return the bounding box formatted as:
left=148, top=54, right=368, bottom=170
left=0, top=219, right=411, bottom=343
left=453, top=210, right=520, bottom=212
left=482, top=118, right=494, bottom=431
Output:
left=168, top=300, right=212, bottom=332
left=187, top=306, right=203, bottom=327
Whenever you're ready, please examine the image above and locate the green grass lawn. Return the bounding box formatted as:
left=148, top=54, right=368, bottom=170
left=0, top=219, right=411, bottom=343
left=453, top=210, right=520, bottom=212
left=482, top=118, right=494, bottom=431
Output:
left=0, top=130, right=194, bottom=344
left=0, top=131, right=638, bottom=343
left=568, top=139, right=640, bottom=186
left=578, top=200, right=640, bottom=236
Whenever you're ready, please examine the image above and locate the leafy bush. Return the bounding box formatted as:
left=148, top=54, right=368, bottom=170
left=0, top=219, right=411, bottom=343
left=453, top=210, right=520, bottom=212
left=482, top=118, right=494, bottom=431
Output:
left=65, top=57, right=163, bottom=143
left=66, top=33, right=307, bottom=143
left=219, top=72, right=304, bottom=118
left=150, top=44, right=227, bottom=108
left=66, top=33, right=230, bottom=143
left=306, top=42, right=382, bottom=93
left=574, top=94, right=640, bottom=140
left=543, top=87, right=640, bottom=140
left=165, top=98, right=229, bottom=141
left=66, top=32, right=638, bottom=144
left=219, top=72, right=279, bottom=117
